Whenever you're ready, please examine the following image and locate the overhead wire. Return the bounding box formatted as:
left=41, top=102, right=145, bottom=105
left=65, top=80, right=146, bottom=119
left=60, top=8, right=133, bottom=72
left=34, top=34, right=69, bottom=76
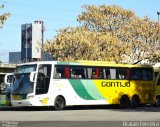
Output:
left=1, top=1, right=80, bottom=33
left=3, top=1, right=80, bottom=13
left=3, top=23, right=59, bottom=34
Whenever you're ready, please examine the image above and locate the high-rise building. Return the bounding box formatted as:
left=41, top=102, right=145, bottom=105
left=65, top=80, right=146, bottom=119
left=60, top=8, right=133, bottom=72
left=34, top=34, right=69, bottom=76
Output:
left=21, top=22, right=42, bottom=62
left=9, top=21, right=53, bottom=64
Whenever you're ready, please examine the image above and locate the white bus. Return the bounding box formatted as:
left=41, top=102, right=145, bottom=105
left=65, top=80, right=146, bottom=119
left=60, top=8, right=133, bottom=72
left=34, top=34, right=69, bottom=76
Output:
left=0, top=73, right=14, bottom=105
left=1, top=73, right=13, bottom=92
left=10, top=61, right=155, bottom=110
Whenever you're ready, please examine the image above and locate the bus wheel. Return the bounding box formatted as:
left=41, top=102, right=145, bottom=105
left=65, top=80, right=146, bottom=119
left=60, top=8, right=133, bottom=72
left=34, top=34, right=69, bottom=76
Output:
left=131, top=95, right=140, bottom=108
left=54, top=96, right=66, bottom=110
left=120, top=95, right=130, bottom=109
left=155, top=97, right=160, bottom=107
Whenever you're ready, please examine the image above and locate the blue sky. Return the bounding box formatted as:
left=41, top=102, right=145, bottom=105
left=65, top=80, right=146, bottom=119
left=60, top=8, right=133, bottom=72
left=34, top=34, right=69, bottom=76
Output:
left=0, top=0, right=159, bottom=62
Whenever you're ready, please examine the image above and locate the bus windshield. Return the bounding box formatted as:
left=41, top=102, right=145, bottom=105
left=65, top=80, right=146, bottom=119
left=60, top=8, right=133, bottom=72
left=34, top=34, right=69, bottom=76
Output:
left=12, top=64, right=37, bottom=95
left=15, top=64, right=37, bottom=73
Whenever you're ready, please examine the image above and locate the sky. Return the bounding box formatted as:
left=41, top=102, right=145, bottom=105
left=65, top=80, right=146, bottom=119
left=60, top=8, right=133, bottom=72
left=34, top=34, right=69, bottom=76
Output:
left=0, top=0, right=159, bottom=62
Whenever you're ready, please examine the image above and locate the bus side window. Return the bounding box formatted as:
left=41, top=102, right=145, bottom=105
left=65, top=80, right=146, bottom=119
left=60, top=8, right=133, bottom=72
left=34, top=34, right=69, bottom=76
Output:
left=71, top=69, right=78, bottom=78
left=155, top=72, right=159, bottom=79
left=91, top=71, right=97, bottom=79
left=110, top=69, right=116, bottom=79
left=125, top=69, right=131, bottom=79
left=54, top=69, right=60, bottom=79
left=54, top=66, right=70, bottom=79
left=54, top=66, right=64, bottom=78
left=131, top=69, right=138, bottom=80
left=146, top=69, right=153, bottom=80
left=157, top=76, right=160, bottom=86
left=116, top=69, right=127, bottom=79
left=70, top=66, right=86, bottom=79
left=96, top=68, right=100, bottom=78
left=57, top=73, right=61, bottom=78
left=105, top=69, right=111, bottom=79
left=91, top=68, right=98, bottom=79
left=87, top=68, right=92, bottom=79
left=95, top=68, right=104, bottom=79
left=64, top=67, right=70, bottom=78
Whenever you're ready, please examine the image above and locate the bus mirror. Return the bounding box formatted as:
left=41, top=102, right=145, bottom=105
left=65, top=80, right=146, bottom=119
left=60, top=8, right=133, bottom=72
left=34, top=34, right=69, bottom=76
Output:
left=4, top=73, right=14, bottom=86
left=30, top=72, right=36, bottom=82
left=4, top=77, right=10, bottom=85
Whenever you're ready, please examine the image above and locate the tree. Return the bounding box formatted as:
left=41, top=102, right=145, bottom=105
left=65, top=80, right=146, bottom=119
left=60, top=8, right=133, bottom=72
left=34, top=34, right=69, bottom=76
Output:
left=78, top=5, right=160, bottom=63
left=128, top=17, right=159, bottom=63
left=0, top=4, right=10, bottom=62
left=44, top=5, right=160, bottom=63
left=0, top=4, right=10, bottom=29
left=44, top=27, right=131, bottom=63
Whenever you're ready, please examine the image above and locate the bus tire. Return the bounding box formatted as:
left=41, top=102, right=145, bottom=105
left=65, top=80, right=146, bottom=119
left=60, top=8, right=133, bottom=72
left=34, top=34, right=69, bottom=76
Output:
left=120, top=95, right=130, bottom=109
left=131, top=95, right=140, bottom=108
left=54, top=96, right=66, bottom=110
left=155, top=96, right=160, bottom=107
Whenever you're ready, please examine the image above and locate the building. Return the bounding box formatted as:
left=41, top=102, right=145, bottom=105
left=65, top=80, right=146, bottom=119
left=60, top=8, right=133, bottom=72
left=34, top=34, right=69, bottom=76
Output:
left=9, top=21, right=53, bottom=64
left=9, top=52, right=21, bottom=64
left=21, top=22, right=42, bottom=62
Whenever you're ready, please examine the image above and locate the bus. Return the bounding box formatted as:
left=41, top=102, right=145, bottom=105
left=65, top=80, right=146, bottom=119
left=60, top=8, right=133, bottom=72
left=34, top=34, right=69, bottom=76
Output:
left=1, top=73, right=13, bottom=92
left=0, top=73, right=14, bottom=106
left=154, top=67, right=160, bottom=106
left=9, top=61, right=155, bottom=110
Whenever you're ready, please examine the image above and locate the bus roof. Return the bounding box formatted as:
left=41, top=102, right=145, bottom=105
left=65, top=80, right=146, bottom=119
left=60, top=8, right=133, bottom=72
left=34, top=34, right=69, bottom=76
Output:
left=16, top=60, right=153, bottom=68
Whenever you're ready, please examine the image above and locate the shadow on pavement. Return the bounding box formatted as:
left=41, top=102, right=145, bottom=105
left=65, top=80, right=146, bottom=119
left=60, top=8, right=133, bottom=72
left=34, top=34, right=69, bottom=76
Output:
left=0, top=105, right=160, bottom=112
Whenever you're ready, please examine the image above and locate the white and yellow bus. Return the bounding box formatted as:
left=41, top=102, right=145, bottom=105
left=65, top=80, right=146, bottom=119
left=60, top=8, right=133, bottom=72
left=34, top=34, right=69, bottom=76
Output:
left=9, top=61, right=155, bottom=110
left=154, top=67, right=160, bottom=106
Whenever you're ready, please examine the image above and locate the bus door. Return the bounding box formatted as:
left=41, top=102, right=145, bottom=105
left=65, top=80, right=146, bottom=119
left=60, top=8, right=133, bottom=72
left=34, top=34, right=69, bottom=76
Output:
left=156, top=73, right=160, bottom=96
left=36, top=64, right=52, bottom=95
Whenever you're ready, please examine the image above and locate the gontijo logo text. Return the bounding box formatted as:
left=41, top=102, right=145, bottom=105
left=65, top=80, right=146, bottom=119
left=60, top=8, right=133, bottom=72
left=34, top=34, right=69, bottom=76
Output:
left=101, top=81, right=130, bottom=87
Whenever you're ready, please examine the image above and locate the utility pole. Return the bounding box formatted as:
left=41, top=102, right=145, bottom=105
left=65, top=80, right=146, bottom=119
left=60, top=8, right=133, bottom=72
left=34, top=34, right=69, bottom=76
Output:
left=34, top=21, right=45, bottom=61
left=156, top=11, right=160, bottom=63
left=157, top=11, right=160, bottom=38
left=25, top=23, right=28, bottom=63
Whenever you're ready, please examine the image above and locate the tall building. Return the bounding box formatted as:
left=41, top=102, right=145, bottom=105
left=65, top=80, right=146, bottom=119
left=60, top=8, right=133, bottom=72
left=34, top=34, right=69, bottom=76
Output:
left=21, top=22, right=42, bottom=62
left=9, top=21, right=53, bottom=64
